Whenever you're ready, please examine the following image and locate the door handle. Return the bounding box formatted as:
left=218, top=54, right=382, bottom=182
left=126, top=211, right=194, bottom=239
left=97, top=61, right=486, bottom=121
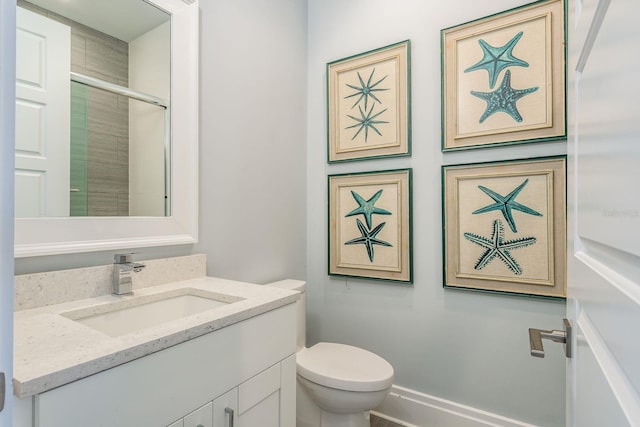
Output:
left=529, top=318, right=572, bottom=358
left=0, top=372, right=5, bottom=412
left=224, top=407, right=234, bottom=427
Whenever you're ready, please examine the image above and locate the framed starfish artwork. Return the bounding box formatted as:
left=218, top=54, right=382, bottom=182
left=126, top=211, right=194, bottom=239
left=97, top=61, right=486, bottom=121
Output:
left=442, top=157, right=566, bottom=297
left=328, top=169, right=412, bottom=283
left=327, top=41, right=411, bottom=163
left=441, top=0, right=566, bottom=151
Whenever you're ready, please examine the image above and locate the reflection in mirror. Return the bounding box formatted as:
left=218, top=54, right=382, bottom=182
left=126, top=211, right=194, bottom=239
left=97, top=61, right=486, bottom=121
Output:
left=15, top=0, right=170, bottom=218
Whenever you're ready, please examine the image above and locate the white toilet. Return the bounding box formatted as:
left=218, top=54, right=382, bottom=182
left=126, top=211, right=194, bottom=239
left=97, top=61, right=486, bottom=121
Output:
left=267, top=280, right=394, bottom=427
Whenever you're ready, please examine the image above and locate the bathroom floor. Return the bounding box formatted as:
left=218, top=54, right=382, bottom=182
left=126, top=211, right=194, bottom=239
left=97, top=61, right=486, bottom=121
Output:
left=370, top=413, right=404, bottom=427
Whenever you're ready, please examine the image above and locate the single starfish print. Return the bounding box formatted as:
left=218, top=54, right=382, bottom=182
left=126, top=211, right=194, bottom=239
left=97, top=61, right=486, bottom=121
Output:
left=472, top=178, right=542, bottom=233
left=345, top=189, right=392, bottom=229
left=470, top=70, right=538, bottom=123
left=464, top=31, right=529, bottom=89
left=346, top=105, right=388, bottom=142
left=344, top=68, right=389, bottom=110
left=345, top=218, right=393, bottom=262
left=464, top=219, right=536, bottom=275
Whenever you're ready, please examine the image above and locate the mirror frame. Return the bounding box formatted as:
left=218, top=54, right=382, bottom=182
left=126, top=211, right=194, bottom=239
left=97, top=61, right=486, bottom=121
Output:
left=15, top=0, right=199, bottom=257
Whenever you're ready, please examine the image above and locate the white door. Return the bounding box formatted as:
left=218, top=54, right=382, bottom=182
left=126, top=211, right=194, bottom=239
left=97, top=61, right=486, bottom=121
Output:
left=567, top=0, right=640, bottom=425
left=15, top=7, right=69, bottom=217
left=0, top=0, right=16, bottom=424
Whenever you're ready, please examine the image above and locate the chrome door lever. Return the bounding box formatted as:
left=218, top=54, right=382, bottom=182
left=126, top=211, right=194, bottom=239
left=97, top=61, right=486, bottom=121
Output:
left=529, top=318, right=572, bottom=358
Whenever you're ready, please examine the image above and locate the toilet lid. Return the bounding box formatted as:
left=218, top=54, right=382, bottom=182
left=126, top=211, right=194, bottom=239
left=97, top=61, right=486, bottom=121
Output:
left=297, top=342, right=394, bottom=392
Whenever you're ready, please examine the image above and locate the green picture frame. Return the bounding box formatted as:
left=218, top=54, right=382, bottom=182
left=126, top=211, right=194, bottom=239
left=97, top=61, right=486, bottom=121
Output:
left=328, top=169, right=412, bottom=283
left=327, top=40, right=411, bottom=163
left=442, top=157, right=566, bottom=298
left=441, top=0, right=566, bottom=151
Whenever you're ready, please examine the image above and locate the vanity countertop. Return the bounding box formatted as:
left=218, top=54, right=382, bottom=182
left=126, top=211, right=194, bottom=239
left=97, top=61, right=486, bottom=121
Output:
left=13, top=277, right=300, bottom=399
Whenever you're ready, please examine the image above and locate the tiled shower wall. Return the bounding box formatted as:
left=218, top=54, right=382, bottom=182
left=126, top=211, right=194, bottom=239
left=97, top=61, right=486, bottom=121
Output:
left=19, top=0, right=130, bottom=216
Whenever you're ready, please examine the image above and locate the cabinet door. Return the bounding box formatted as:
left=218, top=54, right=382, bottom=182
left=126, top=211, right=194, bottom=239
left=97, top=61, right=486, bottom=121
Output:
left=237, top=363, right=281, bottom=427
left=238, top=392, right=279, bottom=427
left=184, top=401, right=213, bottom=427
left=213, top=389, right=237, bottom=427
left=278, top=354, right=296, bottom=427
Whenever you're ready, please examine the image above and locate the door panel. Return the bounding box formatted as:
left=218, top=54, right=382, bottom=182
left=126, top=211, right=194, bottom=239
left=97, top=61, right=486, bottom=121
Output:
left=575, top=320, right=629, bottom=427
left=14, top=170, right=43, bottom=217
left=574, top=0, right=640, bottom=256
left=15, top=7, right=70, bottom=217
left=568, top=0, right=640, bottom=424
left=573, top=246, right=640, bottom=394
left=0, top=0, right=16, bottom=424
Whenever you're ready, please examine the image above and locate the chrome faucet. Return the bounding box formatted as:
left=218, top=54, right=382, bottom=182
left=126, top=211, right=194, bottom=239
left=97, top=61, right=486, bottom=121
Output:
left=113, top=253, right=145, bottom=295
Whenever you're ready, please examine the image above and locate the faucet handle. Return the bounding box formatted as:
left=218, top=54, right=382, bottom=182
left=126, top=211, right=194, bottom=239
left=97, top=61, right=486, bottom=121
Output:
left=114, top=252, right=137, bottom=263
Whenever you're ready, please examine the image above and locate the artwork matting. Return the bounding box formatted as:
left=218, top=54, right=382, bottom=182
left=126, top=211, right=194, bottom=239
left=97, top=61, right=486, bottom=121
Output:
left=327, top=41, right=411, bottom=163
left=442, top=157, right=566, bottom=297
left=329, top=169, right=412, bottom=283
left=441, top=0, right=566, bottom=151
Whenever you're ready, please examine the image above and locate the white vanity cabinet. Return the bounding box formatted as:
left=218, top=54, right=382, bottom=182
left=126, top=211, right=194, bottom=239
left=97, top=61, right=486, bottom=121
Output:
left=169, top=354, right=296, bottom=427
left=31, top=304, right=297, bottom=427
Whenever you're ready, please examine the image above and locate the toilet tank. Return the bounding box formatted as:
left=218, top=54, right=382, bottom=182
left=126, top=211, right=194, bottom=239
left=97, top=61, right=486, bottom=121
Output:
left=265, top=280, right=306, bottom=351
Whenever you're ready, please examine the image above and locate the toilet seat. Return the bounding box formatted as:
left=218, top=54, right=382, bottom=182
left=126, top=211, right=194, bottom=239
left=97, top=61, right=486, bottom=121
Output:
left=297, top=342, right=394, bottom=392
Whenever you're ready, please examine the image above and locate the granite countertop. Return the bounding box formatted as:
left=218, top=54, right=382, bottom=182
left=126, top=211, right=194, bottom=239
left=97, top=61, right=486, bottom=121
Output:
left=13, top=277, right=300, bottom=399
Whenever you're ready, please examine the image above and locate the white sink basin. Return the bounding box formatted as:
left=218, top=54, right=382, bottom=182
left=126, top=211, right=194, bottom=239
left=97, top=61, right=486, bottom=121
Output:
left=62, top=288, right=243, bottom=337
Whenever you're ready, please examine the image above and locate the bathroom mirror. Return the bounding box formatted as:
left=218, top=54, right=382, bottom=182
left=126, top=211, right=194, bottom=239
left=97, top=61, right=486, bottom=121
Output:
left=15, top=0, right=198, bottom=257
left=16, top=0, right=170, bottom=218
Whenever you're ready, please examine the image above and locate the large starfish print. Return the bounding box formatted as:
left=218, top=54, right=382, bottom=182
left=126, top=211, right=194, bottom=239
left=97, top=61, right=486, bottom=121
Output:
left=345, top=189, right=392, bottom=229
left=344, top=68, right=389, bottom=110
left=464, top=31, right=529, bottom=89
left=345, top=219, right=393, bottom=262
left=346, top=105, right=388, bottom=142
left=470, top=70, right=538, bottom=123
left=464, top=219, right=536, bottom=275
left=472, top=178, right=542, bottom=233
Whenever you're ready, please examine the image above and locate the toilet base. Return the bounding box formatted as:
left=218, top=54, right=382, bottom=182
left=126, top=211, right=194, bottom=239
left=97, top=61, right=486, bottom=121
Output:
left=296, top=379, right=320, bottom=427
left=320, top=410, right=369, bottom=427
left=296, top=375, right=383, bottom=427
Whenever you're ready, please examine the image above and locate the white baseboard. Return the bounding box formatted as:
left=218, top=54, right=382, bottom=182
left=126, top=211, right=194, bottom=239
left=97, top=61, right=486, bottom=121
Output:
left=372, top=385, right=538, bottom=427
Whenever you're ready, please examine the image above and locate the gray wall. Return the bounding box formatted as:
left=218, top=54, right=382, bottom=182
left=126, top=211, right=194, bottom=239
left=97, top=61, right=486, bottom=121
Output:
left=194, top=0, right=308, bottom=284
left=305, top=0, right=567, bottom=426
